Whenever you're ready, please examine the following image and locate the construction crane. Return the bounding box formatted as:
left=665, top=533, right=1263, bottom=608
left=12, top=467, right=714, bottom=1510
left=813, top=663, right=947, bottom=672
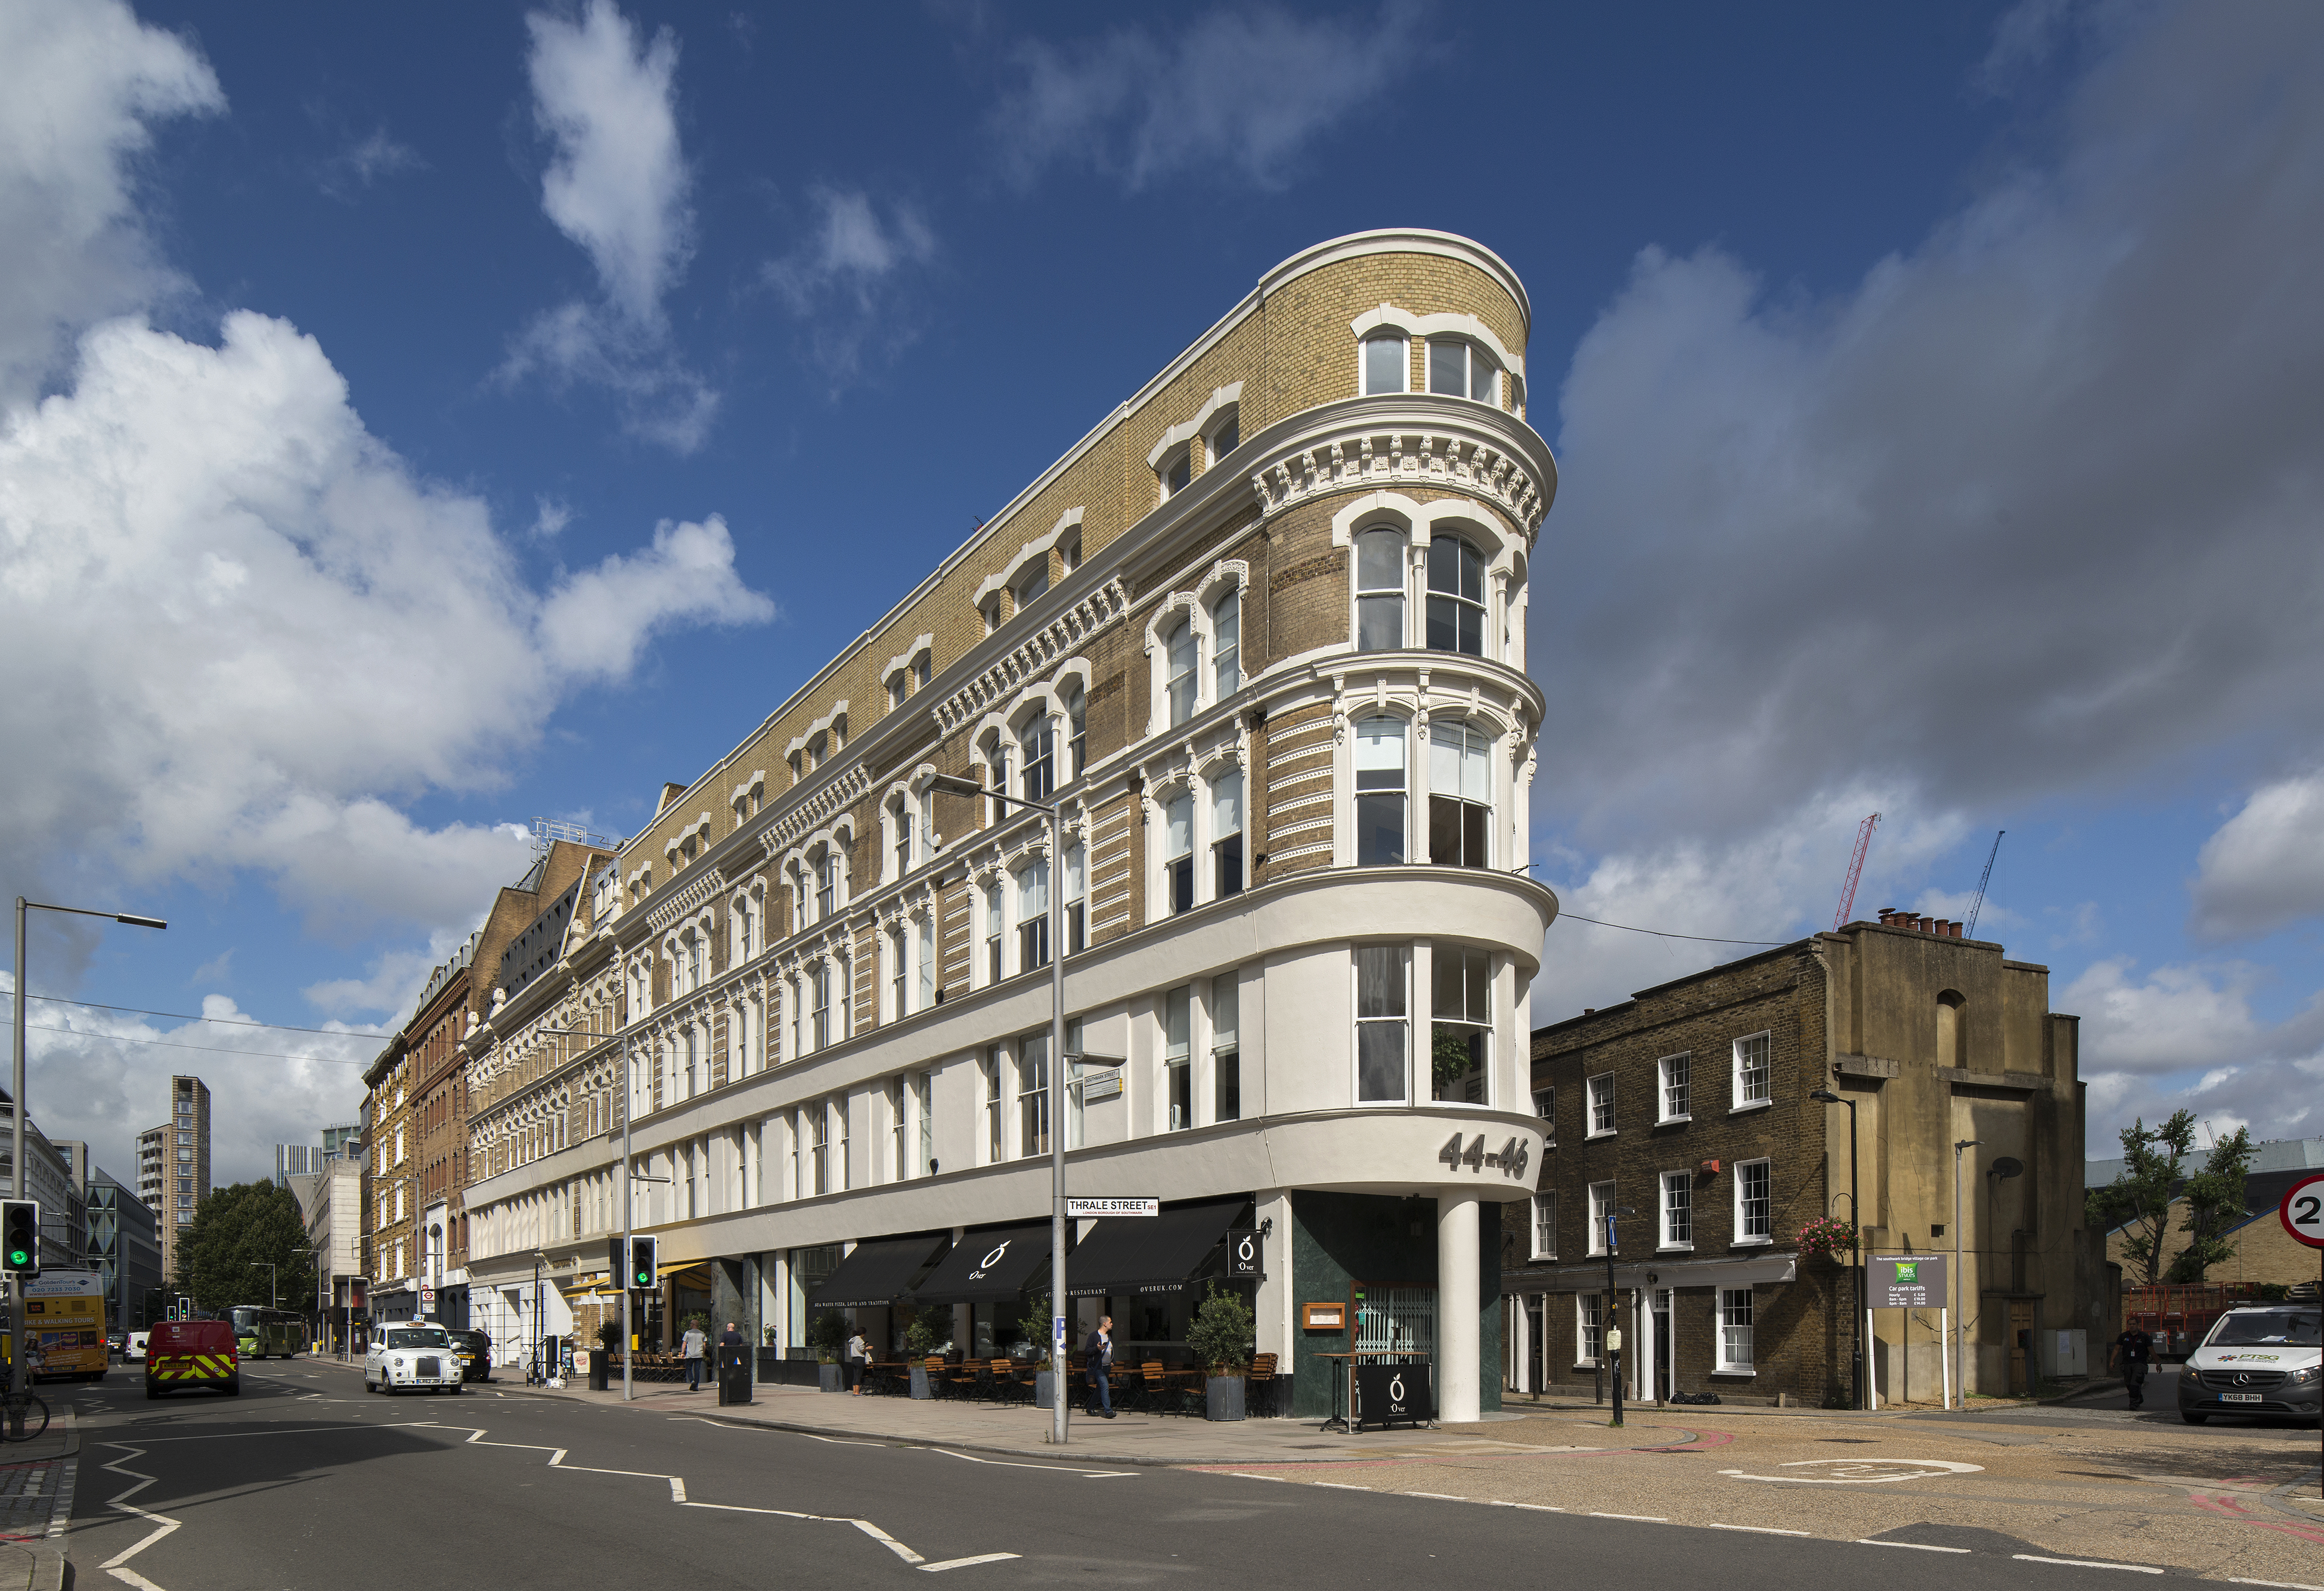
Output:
left=1832, top=813, right=1879, bottom=930
left=1965, top=830, right=2005, bottom=939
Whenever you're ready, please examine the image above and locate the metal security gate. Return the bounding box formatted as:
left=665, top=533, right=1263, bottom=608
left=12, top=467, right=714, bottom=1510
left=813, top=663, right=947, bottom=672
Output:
left=1354, top=1286, right=1436, bottom=1357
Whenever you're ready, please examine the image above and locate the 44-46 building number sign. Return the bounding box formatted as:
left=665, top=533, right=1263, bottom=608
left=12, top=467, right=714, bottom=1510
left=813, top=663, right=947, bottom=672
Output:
left=1439, top=1133, right=1530, bottom=1180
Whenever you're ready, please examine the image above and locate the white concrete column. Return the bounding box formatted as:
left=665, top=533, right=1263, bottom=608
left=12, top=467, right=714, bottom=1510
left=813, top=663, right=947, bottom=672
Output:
left=1436, top=1193, right=1480, bottom=1422
left=1254, top=1188, right=1293, bottom=1367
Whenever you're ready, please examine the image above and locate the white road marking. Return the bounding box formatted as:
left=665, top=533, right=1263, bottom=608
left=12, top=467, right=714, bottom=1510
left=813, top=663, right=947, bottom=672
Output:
left=94, top=1443, right=181, bottom=1590
left=1232, top=1472, right=1289, bottom=1482
left=924, top=1449, right=1135, bottom=1478
left=2228, top=1580, right=2324, bottom=1590
left=1508, top=1503, right=1564, bottom=1512
left=1315, top=1482, right=1370, bottom=1491
left=1857, top=1541, right=1970, bottom=1553
left=1708, top=1524, right=1810, bottom=1536
left=2012, top=1555, right=2163, bottom=1574
left=49, top=1458, right=77, bottom=1537
left=919, top=1554, right=1022, bottom=1573
left=1725, top=1459, right=1985, bottom=1485
left=798, top=1431, right=889, bottom=1446
left=1407, top=1491, right=1465, bottom=1500
left=1591, top=1512, right=1668, bottom=1522
left=853, top=1518, right=924, bottom=1564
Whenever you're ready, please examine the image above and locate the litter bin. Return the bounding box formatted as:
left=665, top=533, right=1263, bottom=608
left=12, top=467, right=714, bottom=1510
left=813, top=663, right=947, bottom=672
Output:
left=716, top=1344, right=752, bottom=1406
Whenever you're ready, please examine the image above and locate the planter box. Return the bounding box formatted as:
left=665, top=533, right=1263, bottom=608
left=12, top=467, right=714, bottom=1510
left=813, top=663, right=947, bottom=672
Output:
left=818, top=1363, right=842, bottom=1393
left=910, top=1364, right=932, bottom=1400
left=1204, top=1375, right=1245, bottom=1422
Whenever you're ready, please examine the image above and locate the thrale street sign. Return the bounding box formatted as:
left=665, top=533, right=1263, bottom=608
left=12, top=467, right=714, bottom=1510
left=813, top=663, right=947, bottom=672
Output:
left=1067, top=1198, right=1157, bottom=1218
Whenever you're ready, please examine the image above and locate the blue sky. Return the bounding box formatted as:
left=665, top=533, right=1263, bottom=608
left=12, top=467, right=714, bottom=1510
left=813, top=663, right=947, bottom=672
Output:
left=5, top=0, right=2322, bottom=1185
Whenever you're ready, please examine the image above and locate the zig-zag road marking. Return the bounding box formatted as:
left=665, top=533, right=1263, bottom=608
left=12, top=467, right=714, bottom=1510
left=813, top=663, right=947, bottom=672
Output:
left=94, top=1443, right=179, bottom=1591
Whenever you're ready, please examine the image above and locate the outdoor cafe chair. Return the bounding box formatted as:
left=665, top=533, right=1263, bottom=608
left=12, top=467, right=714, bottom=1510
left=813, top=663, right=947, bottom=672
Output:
left=1246, top=1353, right=1278, bottom=1418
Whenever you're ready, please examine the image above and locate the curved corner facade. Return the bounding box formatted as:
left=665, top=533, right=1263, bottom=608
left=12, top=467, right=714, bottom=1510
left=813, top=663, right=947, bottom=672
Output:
left=460, top=229, right=1557, bottom=1421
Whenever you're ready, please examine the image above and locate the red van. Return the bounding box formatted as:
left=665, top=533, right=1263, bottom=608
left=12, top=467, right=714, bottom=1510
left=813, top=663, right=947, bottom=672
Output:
left=146, top=1319, right=240, bottom=1398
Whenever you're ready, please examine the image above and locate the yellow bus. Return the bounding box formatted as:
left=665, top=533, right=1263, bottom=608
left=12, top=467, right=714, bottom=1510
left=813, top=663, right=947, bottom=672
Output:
left=21, top=1269, right=107, bottom=1382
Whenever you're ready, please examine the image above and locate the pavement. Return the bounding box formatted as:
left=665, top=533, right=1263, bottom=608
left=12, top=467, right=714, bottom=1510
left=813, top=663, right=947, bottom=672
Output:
left=41, top=1354, right=2324, bottom=1589
left=0, top=1385, right=78, bottom=1591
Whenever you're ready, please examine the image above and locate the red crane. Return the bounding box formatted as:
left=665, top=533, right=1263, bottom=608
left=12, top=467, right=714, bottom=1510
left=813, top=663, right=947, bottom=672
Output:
left=1832, top=813, right=1880, bottom=930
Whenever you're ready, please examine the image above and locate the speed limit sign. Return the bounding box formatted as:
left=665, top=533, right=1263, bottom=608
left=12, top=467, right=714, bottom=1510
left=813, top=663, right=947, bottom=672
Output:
left=2279, top=1173, right=2324, bottom=1248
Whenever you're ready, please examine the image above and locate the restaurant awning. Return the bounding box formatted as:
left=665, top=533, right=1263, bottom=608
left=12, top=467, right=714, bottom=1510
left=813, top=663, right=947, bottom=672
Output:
left=909, top=1224, right=1053, bottom=1307
left=1065, top=1199, right=1248, bottom=1300
left=805, top=1235, right=952, bottom=1311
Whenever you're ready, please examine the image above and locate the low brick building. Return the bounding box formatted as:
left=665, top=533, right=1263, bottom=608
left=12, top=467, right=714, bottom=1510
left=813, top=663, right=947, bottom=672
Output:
left=1505, top=911, right=2101, bottom=1406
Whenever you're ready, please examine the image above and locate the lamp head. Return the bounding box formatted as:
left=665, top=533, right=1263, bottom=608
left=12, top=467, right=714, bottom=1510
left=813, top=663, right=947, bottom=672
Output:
left=926, top=774, right=984, bottom=799
left=1808, top=1086, right=1840, bottom=1104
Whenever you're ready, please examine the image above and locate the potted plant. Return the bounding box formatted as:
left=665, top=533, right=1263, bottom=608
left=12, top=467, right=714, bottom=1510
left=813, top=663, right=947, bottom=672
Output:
left=1019, top=1296, right=1058, bottom=1409
left=1186, top=1283, right=1255, bottom=1421
left=591, top=1319, right=622, bottom=1391
left=808, top=1310, right=850, bottom=1392
left=904, top=1314, right=938, bottom=1398
left=1798, top=1215, right=1857, bottom=1263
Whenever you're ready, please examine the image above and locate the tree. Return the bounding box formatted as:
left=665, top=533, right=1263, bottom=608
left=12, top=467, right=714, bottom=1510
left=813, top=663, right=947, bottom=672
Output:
left=2165, top=1127, right=2256, bottom=1283
left=172, top=1181, right=314, bottom=1314
left=2084, top=1111, right=2195, bottom=1286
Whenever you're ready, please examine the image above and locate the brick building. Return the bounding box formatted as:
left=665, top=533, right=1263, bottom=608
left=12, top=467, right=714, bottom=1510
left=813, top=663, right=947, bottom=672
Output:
left=1505, top=912, right=2100, bottom=1406
left=464, top=229, right=1555, bottom=1418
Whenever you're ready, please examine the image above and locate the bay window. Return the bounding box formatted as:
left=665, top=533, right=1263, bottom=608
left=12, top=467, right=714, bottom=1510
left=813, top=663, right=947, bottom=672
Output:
left=1355, top=945, right=1409, bottom=1103
left=1430, top=945, right=1490, bottom=1102
left=1362, top=334, right=1406, bottom=395
left=1427, top=719, right=1492, bottom=867
left=1356, top=528, right=1406, bottom=649
left=1426, top=535, right=1486, bottom=656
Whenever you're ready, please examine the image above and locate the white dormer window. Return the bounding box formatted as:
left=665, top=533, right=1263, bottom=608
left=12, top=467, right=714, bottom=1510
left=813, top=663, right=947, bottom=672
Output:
left=1362, top=334, right=1407, bottom=395
left=914, top=651, right=932, bottom=690
left=888, top=671, right=907, bottom=711
left=981, top=596, right=1000, bottom=635
left=1160, top=445, right=1192, bottom=500
left=1059, top=535, right=1082, bottom=572
left=1015, top=562, right=1049, bottom=608
left=1206, top=411, right=1239, bottom=465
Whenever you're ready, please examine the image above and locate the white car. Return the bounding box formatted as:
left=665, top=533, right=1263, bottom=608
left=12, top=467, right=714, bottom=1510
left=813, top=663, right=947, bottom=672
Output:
left=2179, top=1304, right=2321, bottom=1424
left=126, top=1332, right=148, bottom=1363
left=365, top=1325, right=464, bottom=1395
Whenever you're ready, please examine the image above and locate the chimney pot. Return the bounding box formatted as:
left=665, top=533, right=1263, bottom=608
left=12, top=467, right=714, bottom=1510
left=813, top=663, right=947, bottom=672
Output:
left=1877, top=907, right=1895, bottom=923
left=1948, top=921, right=1963, bottom=938
left=1920, top=916, right=1935, bottom=933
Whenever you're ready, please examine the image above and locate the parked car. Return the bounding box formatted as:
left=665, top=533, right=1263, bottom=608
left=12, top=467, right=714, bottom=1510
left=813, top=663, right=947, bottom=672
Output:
left=364, top=1324, right=463, bottom=1395
left=448, top=1329, right=492, bottom=1382
left=2179, top=1304, right=2321, bottom=1425
left=126, top=1332, right=148, bottom=1363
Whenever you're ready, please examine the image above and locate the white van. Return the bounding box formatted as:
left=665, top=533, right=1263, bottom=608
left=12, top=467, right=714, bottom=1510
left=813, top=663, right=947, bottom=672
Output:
left=126, top=1332, right=149, bottom=1363
left=2178, top=1304, right=2320, bottom=1424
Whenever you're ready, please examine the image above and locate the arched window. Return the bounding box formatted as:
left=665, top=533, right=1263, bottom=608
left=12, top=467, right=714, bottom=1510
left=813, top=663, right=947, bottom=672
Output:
left=1356, top=529, right=1405, bottom=650
left=1355, top=716, right=1409, bottom=866
left=1426, top=535, right=1486, bottom=656
left=811, top=963, right=832, bottom=1050
left=684, top=1026, right=700, bottom=1097
left=1022, top=714, right=1056, bottom=801
left=890, top=794, right=913, bottom=879
left=1428, top=719, right=1493, bottom=868
left=686, top=933, right=704, bottom=991
left=1164, top=618, right=1198, bottom=725
left=1065, top=679, right=1087, bottom=776
left=1362, top=334, right=1406, bottom=395
left=1164, top=790, right=1195, bottom=914
left=1211, top=588, right=1241, bottom=697
left=814, top=850, right=838, bottom=919
left=1937, top=990, right=1966, bottom=1069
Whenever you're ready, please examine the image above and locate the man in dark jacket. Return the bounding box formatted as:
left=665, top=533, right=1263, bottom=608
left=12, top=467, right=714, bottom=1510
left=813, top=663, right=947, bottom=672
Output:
left=1084, top=1315, right=1115, bottom=1418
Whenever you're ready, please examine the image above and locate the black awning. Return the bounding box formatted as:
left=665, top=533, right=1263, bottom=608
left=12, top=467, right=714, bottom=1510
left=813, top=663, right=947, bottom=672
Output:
left=1065, top=1199, right=1248, bottom=1299
left=805, top=1235, right=952, bottom=1311
left=909, top=1224, right=1053, bottom=1307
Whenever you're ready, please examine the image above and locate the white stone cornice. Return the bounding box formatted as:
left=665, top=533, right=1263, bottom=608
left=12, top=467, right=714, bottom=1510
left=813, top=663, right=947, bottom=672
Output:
left=759, top=764, right=873, bottom=857
left=646, top=867, right=727, bottom=934
left=1247, top=400, right=1553, bottom=536
left=934, top=576, right=1129, bottom=737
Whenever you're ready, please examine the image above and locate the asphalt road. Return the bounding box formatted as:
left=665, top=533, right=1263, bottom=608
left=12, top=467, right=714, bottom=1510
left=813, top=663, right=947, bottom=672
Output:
left=55, top=1358, right=2270, bottom=1588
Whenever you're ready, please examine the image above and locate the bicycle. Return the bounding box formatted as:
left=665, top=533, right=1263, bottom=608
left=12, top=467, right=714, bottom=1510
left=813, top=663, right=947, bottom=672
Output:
left=0, top=1388, right=51, bottom=1441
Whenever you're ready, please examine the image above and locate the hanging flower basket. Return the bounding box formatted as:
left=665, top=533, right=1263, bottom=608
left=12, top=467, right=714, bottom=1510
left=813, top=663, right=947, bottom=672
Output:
left=1798, top=1215, right=1857, bottom=1262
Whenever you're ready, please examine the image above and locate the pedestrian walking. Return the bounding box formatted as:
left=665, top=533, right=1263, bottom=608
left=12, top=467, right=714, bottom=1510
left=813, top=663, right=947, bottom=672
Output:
left=845, top=1328, right=870, bottom=1394
left=2109, top=1322, right=2153, bottom=1410
left=1084, top=1314, right=1116, bottom=1418
left=681, top=1320, right=708, bottom=1392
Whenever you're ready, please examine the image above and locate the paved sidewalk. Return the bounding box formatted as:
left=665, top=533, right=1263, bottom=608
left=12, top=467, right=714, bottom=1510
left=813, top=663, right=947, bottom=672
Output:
left=0, top=1404, right=75, bottom=1591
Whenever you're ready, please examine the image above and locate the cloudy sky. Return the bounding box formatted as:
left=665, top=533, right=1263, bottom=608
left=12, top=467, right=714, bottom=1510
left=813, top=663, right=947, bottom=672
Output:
left=3, top=0, right=2320, bottom=1187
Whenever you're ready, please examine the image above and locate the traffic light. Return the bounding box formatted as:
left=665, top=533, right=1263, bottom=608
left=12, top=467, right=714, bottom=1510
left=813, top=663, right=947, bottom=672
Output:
left=628, top=1235, right=657, bottom=1290
left=1, top=1202, right=38, bottom=1276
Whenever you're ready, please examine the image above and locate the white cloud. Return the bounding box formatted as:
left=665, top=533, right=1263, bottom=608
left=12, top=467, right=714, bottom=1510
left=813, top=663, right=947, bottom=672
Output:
left=507, top=0, right=715, bottom=449
left=318, top=128, right=423, bottom=200
left=2189, top=772, right=2324, bottom=941
left=538, top=513, right=775, bottom=681
left=991, top=1, right=1426, bottom=191
left=1541, top=2, right=2324, bottom=857
left=762, top=188, right=937, bottom=381
left=0, top=0, right=220, bottom=409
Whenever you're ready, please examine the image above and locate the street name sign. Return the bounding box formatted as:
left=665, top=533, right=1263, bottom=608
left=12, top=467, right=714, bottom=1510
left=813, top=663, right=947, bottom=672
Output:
left=1067, top=1198, right=1157, bottom=1218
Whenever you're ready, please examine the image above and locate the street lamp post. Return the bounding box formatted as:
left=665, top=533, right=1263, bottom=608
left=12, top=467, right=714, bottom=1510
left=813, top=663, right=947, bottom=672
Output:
left=1953, top=1139, right=1980, bottom=1406
left=1601, top=1204, right=1635, bottom=1427
left=12, top=897, right=164, bottom=1436
left=1810, top=1085, right=1863, bottom=1409
left=926, top=773, right=1068, bottom=1446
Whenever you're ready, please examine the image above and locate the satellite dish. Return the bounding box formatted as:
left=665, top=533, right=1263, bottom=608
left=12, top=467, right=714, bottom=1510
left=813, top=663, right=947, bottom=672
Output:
left=1990, top=1157, right=2024, bottom=1178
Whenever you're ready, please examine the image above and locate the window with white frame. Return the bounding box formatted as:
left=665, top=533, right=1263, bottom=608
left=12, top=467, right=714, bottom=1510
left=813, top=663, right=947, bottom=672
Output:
left=1657, top=1053, right=1691, bottom=1122
left=1531, top=1190, right=1556, bottom=1260
left=1161, top=445, right=1192, bottom=498
left=1734, top=1158, right=1773, bottom=1243
left=1022, top=714, right=1056, bottom=801
left=913, top=1069, right=932, bottom=1177
left=980, top=595, right=1000, bottom=634
left=1211, top=770, right=1244, bottom=900
left=1164, top=617, right=1198, bottom=725
left=1425, top=534, right=1487, bottom=656
left=983, top=739, right=1010, bottom=829
left=1733, top=1031, right=1772, bottom=1108
left=814, top=851, right=838, bottom=920
left=1576, top=1293, right=1603, bottom=1365
left=1586, top=1180, right=1615, bottom=1255
left=916, top=916, right=935, bottom=1010
left=888, top=1077, right=906, bottom=1180
left=1355, top=715, right=1408, bottom=866
left=1211, top=973, right=1240, bottom=1122
left=1164, top=986, right=1192, bottom=1130
left=1535, top=1085, right=1554, bottom=1136
left=1587, top=1073, right=1615, bottom=1137
left=810, top=1102, right=830, bottom=1196
left=786, top=973, right=802, bottom=1060
left=835, top=1094, right=851, bottom=1191
left=1064, top=842, right=1086, bottom=954
left=686, top=931, right=705, bottom=992
left=889, top=925, right=907, bottom=1021
left=1427, top=719, right=1492, bottom=867
left=1430, top=945, right=1491, bottom=1102
left=888, top=670, right=907, bottom=711
left=982, top=1048, right=1003, bottom=1164
left=1065, top=678, right=1086, bottom=776
left=984, top=883, right=1003, bottom=985
left=1207, top=410, right=1238, bottom=463
left=1017, top=858, right=1050, bottom=971
left=684, top=1026, right=701, bottom=1098
left=1354, top=945, right=1409, bottom=1103
left=1660, top=1171, right=1693, bottom=1249
left=1015, top=560, right=1049, bottom=609
left=890, top=795, right=913, bottom=879
left=914, top=651, right=932, bottom=691
left=811, top=963, right=831, bottom=1050
left=1211, top=588, right=1240, bottom=697
left=1717, top=1288, right=1754, bottom=1370
left=1362, top=333, right=1406, bottom=395
left=1018, top=1030, right=1050, bottom=1156
left=1355, top=528, right=1406, bottom=649
left=1164, top=790, right=1195, bottom=915
left=1427, top=337, right=1499, bottom=404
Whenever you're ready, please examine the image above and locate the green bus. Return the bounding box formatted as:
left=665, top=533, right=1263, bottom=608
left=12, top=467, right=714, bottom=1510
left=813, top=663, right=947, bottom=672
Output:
left=228, top=1306, right=303, bottom=1360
